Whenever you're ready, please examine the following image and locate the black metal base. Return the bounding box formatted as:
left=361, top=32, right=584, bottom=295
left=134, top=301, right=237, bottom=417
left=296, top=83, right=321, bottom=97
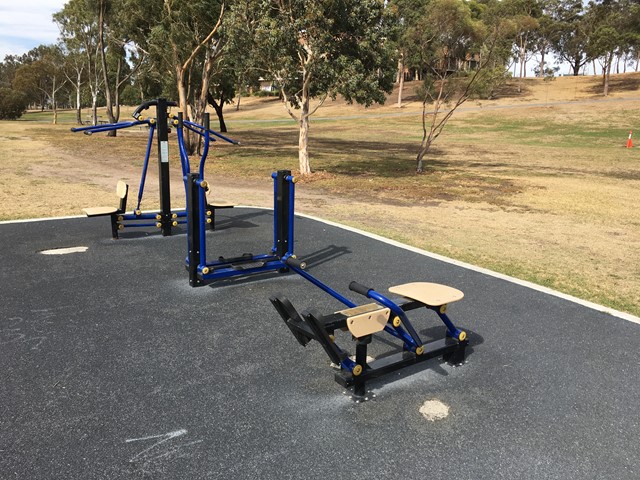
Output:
left=270, top=295, right=468, bottom=399
left=336, top=338, right=467, bottom=397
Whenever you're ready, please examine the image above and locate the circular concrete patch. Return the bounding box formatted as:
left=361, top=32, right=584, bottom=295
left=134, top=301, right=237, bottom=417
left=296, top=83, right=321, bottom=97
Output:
left=419, top=399, right=449, bottom=421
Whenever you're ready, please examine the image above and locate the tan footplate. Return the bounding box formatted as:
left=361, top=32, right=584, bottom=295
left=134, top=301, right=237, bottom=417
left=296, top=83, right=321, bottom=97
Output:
left=336, top=303, right=391, bottom=338
left=389, top=282, right=464, bottom=307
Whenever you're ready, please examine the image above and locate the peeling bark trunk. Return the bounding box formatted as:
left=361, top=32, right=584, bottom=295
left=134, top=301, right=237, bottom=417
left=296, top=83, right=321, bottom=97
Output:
left=298, top=95, right=311, bottom=175
left=397, top=54, right=405, bottom=108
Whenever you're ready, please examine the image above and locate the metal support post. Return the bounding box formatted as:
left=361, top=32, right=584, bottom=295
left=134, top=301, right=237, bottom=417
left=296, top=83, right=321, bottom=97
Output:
left=274, top=170, right=291, bottom=257
left=156, top=98, right=172, bottom=236
left=187, top=172, right=203, bottom=287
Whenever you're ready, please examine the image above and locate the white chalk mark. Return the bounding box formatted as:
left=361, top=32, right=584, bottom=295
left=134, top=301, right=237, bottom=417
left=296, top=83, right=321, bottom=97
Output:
left=125, top=429, right=202, bottom=463
left=125, top=429, right=187, bottom=443
left=39, top=246, right=89, bottom=255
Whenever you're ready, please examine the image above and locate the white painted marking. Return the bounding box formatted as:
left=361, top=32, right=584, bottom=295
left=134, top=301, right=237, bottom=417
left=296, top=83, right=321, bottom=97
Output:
left=39, top=246, right=88, bottom=255
left=0, top=215, right=83, bottom=224
left=160, top=140, right=169, bottom=163
left=419, top=399, right=450, bottom=421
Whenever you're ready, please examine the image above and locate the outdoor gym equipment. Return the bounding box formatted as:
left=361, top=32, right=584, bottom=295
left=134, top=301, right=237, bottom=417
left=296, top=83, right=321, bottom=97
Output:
left=270, top=278, right=468, bottom=399
left=182, top=124, right=468, bottom=396
left=72, top=98, right=236, bottom=238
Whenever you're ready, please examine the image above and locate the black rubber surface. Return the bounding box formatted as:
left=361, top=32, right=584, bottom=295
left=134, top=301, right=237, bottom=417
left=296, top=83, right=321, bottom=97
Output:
left=1, top=208, right=638, bottom=479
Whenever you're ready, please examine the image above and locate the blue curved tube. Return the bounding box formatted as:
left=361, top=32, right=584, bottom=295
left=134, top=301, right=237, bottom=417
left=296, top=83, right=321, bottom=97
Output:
left=71, top=120, right=147, bottom=133
left=136, top=124, right=156, bottom=211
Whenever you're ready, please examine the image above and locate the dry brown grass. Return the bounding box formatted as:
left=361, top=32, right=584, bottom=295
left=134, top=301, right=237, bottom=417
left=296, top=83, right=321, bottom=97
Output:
left=1, top=72, right=640, bottom=316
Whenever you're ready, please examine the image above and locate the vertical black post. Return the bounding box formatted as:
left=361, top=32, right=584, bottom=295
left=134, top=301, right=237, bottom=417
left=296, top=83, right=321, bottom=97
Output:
left=156, top=98, right=172, bottom=236
left=187, top=172, right=203, bottom=287
left=275, top=170, right=291, bottom=257
left=353, top=336, right=371, bottom=398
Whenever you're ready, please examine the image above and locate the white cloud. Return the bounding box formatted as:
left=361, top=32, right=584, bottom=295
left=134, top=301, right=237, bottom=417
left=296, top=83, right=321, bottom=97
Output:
left=0, top=1, right=67, bottom=59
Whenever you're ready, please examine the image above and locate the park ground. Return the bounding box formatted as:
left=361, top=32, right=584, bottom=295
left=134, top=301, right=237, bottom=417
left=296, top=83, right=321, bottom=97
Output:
left=0, top=73, right=639, bottom=316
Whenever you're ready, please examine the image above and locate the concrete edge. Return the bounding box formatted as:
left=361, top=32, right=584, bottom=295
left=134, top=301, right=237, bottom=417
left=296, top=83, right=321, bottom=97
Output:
left=294, top=211, right=640, bottom=326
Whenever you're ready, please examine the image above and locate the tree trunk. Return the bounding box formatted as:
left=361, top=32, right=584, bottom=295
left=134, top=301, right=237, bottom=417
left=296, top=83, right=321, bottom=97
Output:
left=75, top=70, right=82, bottom=124
left=397, top=54, right=405, bottom=108
left=52, top=77, right=58, bottom=125
left=98, top=0, right=117, bottom=136
left=210, top=97, right=227, bottom=132
left=298, top=96, right=311, bottom=175
left=603, top=53, right=612, bottom=96
left=517, top=43, right=525, bottom=93
left=416, top=142, right=430, bottom=173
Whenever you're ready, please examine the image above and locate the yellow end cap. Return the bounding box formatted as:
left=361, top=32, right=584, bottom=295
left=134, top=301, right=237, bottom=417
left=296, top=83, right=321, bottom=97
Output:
left=440, top=304, right=448, bottom=314
left=392, top=316, right=401, bottom=327
left=352, top=364, right=363, bottom=376
left=134, top=210, right=141, bottom=216
left=206, top=218, right=212, bottom=224
left=200, top=180, right=208, bottom=189
left=155, top=214, right=162, bottom=220
left=172, top=221, right=178, bottom=227
left=117, top=215, right=124, bottom=221
left=202, top=267, right=210, bottom=275
left=415, top=346, right=424, bottom=355
left=156, top=222, right=162, bottom=228
left=458, top=331, right=467, bottom=342
left=118, top=224, right=124, bottom=230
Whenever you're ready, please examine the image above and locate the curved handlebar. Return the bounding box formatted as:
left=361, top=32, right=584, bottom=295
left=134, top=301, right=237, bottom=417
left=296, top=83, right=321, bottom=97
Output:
left=349, top=281, right=371, bottom=297
left=132, top=99, right=178, bottom=119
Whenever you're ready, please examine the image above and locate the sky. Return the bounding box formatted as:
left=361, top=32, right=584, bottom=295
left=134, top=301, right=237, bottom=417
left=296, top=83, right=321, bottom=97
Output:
left=0, top=0, right=67, bottom=60
left=0, top=1, right=603, bottom=76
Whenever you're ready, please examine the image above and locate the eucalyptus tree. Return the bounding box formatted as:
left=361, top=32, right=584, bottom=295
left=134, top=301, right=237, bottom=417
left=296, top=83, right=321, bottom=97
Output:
left=12, top=45, right=69, bottom=124
left=60, top=47, right=87, bottom=124
left=143, top=0, right=225, bottom=152
left=388, top=0, right=430, bottom=107
left=546, top=0, right=590, bottom=75
left=249, top=0, right=396, bottom=175
left=94, top=0, right=147, bottom=131
left=497, top=0, right=543, bottom=86
left=585, top=0, right=640, bottom=95
left=225, top=0, right=263, bottom=111
left=54, top=0, right=103, bottom=125
left=409, top=0, right=512, bottom=172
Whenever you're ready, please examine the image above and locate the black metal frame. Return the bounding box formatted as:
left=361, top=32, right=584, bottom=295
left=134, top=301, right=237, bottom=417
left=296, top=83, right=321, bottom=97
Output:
left=270, top=293, right=468, bottom=399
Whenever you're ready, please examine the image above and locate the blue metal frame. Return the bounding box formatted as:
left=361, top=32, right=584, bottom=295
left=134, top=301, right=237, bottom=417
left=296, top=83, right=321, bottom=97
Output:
left=186, top=168, right=296, bottom=284
left=72, top=100, right=235, bottom=236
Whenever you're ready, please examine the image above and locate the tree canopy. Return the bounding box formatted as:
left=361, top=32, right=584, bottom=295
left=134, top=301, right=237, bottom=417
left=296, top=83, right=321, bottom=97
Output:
left=2, top=0, right=639, bottom=167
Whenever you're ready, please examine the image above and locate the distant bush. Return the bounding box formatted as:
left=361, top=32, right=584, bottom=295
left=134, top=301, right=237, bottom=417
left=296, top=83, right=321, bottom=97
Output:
left=0, top=88, right=28, bottom=120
